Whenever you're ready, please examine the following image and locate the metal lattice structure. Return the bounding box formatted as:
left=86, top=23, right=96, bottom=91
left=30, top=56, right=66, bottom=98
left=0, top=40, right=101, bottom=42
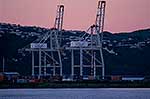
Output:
left=24, top=1, right=106, bottom=80
left=66, top=1, right=106, bottom=79
left=95, top=1, right=106, bottom=79
left=25, top=5, right=65, bottom=78
left=54, top=5, right=64, bottom=31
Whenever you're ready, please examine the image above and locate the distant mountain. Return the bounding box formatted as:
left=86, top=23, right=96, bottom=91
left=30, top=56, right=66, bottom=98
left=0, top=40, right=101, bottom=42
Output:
left=0, top=23, right=150, bottom=76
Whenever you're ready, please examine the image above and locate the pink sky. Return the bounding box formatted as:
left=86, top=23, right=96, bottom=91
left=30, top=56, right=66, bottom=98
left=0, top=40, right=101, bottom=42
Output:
left=0, top=0, right=150, bottom=32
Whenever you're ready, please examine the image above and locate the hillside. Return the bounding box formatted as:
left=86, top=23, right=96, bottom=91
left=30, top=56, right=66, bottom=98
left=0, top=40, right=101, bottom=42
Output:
left=0, top=23, right=150, bottom=76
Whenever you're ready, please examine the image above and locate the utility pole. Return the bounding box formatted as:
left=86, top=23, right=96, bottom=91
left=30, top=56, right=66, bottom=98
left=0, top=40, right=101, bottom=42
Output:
left=2, top=56, right=5, bottom=72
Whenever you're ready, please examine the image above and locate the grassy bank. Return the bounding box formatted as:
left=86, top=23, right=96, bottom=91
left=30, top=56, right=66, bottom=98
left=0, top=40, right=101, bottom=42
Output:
left=1, top=81, right=150, bottom=88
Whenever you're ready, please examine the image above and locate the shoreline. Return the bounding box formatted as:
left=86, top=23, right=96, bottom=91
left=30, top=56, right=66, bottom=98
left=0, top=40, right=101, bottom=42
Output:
left=1, top=81, right=150, bottom=89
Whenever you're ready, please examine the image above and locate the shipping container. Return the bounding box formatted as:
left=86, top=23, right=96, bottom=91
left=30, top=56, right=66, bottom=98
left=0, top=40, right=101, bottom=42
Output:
left=17, top=79, right=28, bottom=83
left=0, top=73, right=4, bottom=82
left=3, top=72, right=19, bottom=81
left=88, top=76, right=95, bottom=80
left=111, top=76, right=121, bottom=81
left=122, top=77, right=144, bottom=81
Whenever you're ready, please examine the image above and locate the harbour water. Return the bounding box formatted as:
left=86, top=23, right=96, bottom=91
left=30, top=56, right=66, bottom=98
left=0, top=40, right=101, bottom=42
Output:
left=0, top=88, right=150, bottom=99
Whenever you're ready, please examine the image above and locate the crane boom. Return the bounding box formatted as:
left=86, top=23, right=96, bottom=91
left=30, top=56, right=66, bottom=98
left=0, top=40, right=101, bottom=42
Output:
left=54, top=5, right=64, bottom=31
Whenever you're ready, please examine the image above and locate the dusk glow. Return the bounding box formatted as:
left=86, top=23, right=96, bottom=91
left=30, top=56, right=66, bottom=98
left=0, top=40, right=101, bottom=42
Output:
left=0, top=0, right=150, bottom=32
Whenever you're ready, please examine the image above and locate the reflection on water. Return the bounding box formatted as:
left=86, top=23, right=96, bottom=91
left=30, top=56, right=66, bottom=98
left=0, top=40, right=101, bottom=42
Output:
left=0, top=88, right=150, bottom=99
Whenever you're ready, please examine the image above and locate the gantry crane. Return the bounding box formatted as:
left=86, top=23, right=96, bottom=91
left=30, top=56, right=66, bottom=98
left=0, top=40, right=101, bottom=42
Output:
left=66, top=1, right=106, bottom=79
left=25, top=5, right=65, bottom=78
left=23, top=1, right=106, bottom=80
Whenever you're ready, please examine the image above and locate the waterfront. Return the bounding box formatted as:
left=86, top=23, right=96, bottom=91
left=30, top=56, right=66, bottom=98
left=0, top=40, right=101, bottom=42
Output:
left=0, top=88, right=150, bottom=99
